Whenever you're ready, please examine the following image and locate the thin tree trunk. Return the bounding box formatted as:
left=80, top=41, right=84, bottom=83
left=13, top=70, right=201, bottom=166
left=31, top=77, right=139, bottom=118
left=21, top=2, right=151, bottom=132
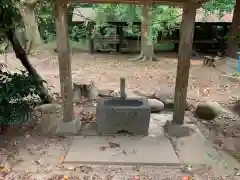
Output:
left=5, top=29, right=52, bottom=103
left=227, top=0, right=240, bottom=59
left=21, top=0, right=42, bottom=54
left=130, top=4, right=157, bottom=62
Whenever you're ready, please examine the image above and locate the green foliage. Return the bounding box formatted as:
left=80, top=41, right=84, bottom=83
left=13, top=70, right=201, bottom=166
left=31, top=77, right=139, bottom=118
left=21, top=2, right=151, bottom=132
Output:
left=202, top=0, right=236, bottom=42
left=0, top=0, right=21, bottom=31
left=203, top=0, right=235, bottom=16
left=0, top=70, right=41, bottom=125
left=36, top=1, right=56, bottom=42
left=69, top=25, right=88, bottom=41
left=93, top=4, right=180, bottom=41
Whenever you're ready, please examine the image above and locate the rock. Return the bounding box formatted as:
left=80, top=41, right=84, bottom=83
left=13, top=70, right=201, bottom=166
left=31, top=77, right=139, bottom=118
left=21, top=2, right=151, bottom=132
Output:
left=98, top=89, right=115, bottom=97
left=132, top=89, right=155, bottom=98
left=155, top=87, right=174, bottom=102
left=195, top=101, right=222, bottom=120
left=148, top=99, right=164, bottom=113
left=154, top=87, right=189, bottom=110
left=73, top=82, right=99, bottom=100
left=36, top=103, right=62, bottom=113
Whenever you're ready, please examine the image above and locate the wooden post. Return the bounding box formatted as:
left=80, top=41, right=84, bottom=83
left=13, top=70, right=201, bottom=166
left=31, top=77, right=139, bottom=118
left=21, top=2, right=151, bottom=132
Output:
left=88, top=22, right=94, bottom=54
left=54, top=1, right=74, bottom=123
left=172, top=2, right=197, bottom=125
left=116, top=24, right=124, bottom=53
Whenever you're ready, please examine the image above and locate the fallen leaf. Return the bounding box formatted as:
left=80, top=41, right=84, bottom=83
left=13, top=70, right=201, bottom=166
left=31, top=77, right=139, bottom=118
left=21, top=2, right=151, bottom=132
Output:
left=108, top=142, right=120, bottom=148
left=133, top=176, right=140, bottom=180
left=100, top=146, right=107, bottom=151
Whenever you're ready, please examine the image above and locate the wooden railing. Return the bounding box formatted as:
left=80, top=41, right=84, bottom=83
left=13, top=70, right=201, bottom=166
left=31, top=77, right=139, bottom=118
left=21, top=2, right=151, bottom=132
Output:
left=95, top=35, right=120, bottom=44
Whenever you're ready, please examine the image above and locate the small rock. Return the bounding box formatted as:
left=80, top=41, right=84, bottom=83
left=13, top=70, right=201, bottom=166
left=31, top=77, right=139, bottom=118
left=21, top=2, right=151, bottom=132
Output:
left=36, top=103, right=62, bottom=113
left=98, top=89, right=115, bottom=97
left=148, top=99, right=164, bottom=113
left=195, top=101, right=222, bottom=120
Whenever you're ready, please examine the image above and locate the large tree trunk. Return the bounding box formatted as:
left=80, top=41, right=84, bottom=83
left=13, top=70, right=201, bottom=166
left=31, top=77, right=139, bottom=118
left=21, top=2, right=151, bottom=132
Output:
left=227, top=0, right=240, bottom=59
left=21, top=0, right=42, bottom=54
left=131, top=4, right=157, bottom=61
left=5, top=29, right=52, bottom=103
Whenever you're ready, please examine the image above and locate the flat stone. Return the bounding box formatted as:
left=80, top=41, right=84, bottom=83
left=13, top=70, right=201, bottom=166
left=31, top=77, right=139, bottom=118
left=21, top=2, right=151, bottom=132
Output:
left=64, top=136, right=180, bottom=165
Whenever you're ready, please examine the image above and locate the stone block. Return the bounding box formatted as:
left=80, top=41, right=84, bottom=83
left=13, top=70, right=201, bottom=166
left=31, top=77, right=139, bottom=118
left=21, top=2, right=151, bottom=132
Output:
left=96, top=97, right=151, bottom=135
left=164, top=122, right=193, bottom=137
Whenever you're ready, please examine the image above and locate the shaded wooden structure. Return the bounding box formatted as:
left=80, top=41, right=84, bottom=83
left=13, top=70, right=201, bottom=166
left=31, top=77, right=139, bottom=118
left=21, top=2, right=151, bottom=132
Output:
left=54, top=0, right=206, bottom=132
left=72, top=8, right=232, bottom=53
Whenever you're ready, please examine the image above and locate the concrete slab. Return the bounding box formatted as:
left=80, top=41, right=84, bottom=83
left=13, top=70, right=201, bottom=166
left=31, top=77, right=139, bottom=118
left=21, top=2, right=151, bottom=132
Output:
left=64, top=136, right=180, bottom=166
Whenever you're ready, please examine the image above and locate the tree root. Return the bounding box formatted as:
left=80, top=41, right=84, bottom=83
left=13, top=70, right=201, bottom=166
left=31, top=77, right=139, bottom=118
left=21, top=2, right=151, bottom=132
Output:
left=130, top=51, right=158, bottom=62
left=129, top=51, right=144, bottom=61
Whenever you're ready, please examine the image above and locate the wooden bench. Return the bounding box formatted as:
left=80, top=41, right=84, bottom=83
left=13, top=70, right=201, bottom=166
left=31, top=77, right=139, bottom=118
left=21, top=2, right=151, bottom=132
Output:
left=95, top=34, right=120, bottom=45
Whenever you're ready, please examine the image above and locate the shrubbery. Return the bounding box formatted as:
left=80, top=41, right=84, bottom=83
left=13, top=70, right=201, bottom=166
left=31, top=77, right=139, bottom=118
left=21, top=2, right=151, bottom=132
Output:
left=0, top=70, right=42, bottom=125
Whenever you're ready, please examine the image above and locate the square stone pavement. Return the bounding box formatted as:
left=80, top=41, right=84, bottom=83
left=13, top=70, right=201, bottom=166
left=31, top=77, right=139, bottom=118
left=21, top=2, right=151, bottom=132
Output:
left=64, top=135, right=180, bottom=166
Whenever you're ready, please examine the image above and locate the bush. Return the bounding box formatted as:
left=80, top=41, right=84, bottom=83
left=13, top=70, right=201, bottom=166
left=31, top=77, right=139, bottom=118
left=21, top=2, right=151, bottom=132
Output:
left=0, top=70, right=42, bottom=125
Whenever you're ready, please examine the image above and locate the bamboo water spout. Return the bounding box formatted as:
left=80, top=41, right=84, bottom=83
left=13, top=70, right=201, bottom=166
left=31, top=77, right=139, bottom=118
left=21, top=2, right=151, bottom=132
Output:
left=120, top=77, right=127, bottom=99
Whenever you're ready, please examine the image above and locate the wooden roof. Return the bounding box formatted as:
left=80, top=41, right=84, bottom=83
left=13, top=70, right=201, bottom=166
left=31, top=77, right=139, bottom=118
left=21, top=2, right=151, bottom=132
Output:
left=72, top=7, right=233, bottom=23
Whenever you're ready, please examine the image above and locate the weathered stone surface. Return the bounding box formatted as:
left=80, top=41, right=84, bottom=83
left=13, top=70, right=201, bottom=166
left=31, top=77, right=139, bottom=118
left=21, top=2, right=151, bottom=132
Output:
left=36, top=103, right=62, bottom=113
left=164, top=122, right=193, bottom=137
left=150, top=113, right=195, bottom=125
left=65, top=136, right=180, bottom=165
left=148, top=99, right=164, bottom=113
left=195, top=101, right=222, bottom=120
left=154, top=87, right=189, bottom=110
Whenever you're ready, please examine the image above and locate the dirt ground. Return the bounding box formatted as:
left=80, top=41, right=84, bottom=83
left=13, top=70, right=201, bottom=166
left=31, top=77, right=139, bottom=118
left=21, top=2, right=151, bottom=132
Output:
left=3, top=51, right=240, bottom=104
left=1, top=51, right=240, bottom=179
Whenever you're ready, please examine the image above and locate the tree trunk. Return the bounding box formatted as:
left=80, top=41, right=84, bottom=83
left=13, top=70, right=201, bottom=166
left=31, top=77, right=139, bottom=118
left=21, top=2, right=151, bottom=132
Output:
left=227, top=0, right=240, bottom=59
left=5, top=29, right=52, bottom=103
left=21, top=0, right=42, bottom=54
left=130, top=4, right=157, bottom=61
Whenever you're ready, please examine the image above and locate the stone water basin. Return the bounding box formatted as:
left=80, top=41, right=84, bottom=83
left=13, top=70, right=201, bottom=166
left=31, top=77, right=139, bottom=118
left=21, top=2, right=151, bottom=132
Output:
left=96, top=97, right=151, bottom=135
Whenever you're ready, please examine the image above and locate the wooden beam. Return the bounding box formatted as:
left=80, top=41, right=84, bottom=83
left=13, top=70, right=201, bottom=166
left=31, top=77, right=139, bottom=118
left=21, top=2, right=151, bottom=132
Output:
left=62, top=0, right=188, bottom=4
left=172, top=1, right=197, bottom=125
left=60, top=0, right=209, bottom=5
left=54, top=1, right=74, bottom=123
